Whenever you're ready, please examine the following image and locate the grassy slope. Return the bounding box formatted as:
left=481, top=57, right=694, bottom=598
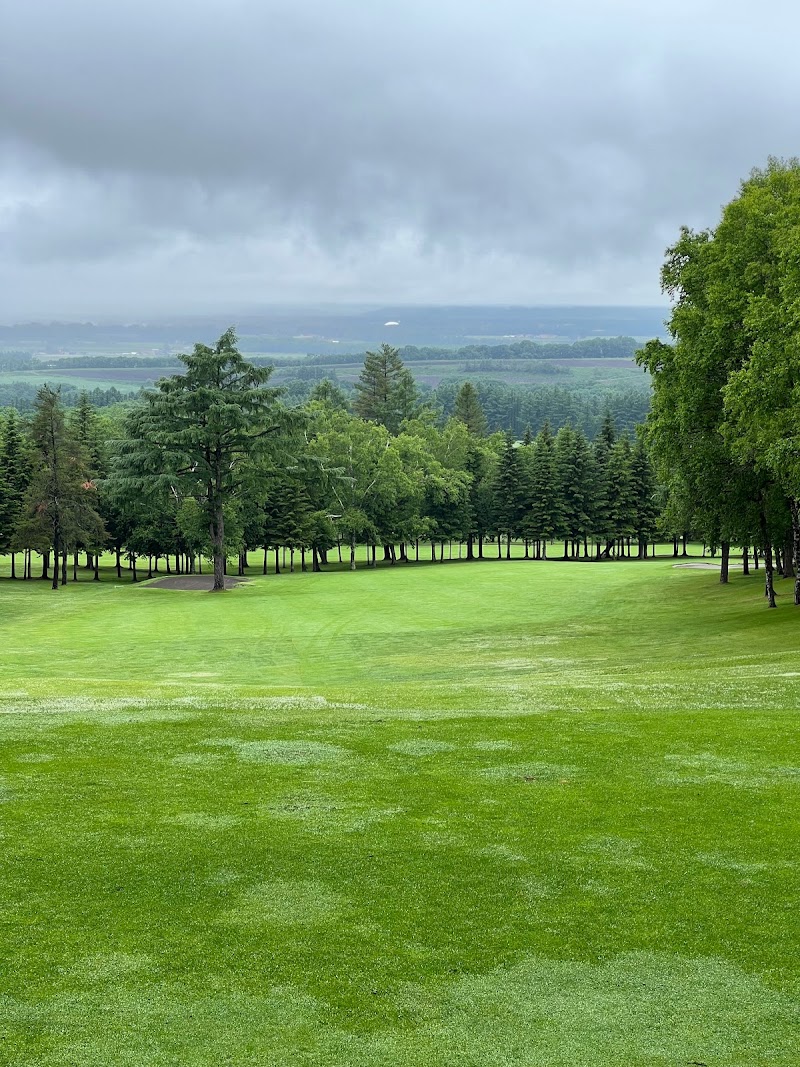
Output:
left=1, top=559, right=798, bottom=1065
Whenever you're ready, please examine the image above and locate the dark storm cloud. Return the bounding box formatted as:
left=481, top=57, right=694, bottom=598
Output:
left=2, top=0, right=800, bottom=316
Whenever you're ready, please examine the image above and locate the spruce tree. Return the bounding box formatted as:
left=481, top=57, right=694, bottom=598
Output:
left=523, top=426, right=559, bottom=557
left=18, top=386, right=104, bottom=589
left=630, top=438, right=659, bottom=556
left=492, top=435, right=526, bottom=558
left=453, top=382, right=487, bottom=436
left=606, top=437, right=637, bottom=555
left=353, top=343, right=417, bottom=434
left=0, top=411, right=29, bottom=576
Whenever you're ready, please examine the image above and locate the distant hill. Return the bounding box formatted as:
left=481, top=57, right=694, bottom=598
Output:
left=0, top=305, right=669, bottom=356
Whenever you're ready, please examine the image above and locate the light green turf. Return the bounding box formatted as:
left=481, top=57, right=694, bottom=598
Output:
left=1, top=558, right=798, bottom=1065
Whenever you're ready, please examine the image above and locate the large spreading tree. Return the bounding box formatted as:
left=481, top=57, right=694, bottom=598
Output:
left=639, top=158, right=800, bottom=603
left=115, top=328, right=283, bottom=591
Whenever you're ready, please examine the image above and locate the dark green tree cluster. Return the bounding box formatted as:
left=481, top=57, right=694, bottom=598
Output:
left=639, top=158, right=800, bottom=607
left=0, top=382, right=137, bottom=412
left=432, top=380, right=650, bottom=439
left=0, top=389, right=105, bottom=587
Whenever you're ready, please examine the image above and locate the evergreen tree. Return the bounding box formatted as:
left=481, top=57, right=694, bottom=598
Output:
left=308, top=378, right=350, bottom=411
left=353, top=343, right=418, bottom=434
left=606, top=436, right=637, bottom=554
left=630, top=438, right=659, bottom=556
left=599, top=411, right=617, bottom=448
left=17, top=386, right=104, bottom=589
left=492, top=435, right=526, bottom=558
left=453, top=381, right=487, bottom=436
left=114, top=328, right=283, bottom=591
left=69, top=391, right=106, bottom=477
left=522, top=426, right=559, bottom=558
left=0, top=411, right=29, bottom=576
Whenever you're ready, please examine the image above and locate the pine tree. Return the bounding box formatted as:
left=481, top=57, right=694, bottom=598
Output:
left=353, top=343, right=417, bottom=434
left=69, top=391, right=106, bottom=476
left=18, top=386, right=105, bottom=589
left=523, top=427, right=559, bottom=557
left=599, top=411, right=617, bottom=448
left=606, top=437, right=637, bottom=555
left=630, top=438, right=659, bottom=557
left=453, top=382, right=487, bottom=436
left=309, top=378, right=350, bottom=411
left=0, top=411, right=29, bottom=576
left=114, top=328, right=283, bottom=591
left=492, top=435, right=526, bottom=558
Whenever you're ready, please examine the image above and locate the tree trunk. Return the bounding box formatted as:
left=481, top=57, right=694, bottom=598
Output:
left=506, top=534, right=512, bottom=560
left=681, top=533, right=688, bottom=557
left=764, top=544, right=777, bottom=608
left=132, top=554, right=138, bottom=582
left=350, top=536, right=356, bottom=571
left=61, top=551, right=68, bottom=587
left=275, top=548, right=280, bottom=574
left=41, top=551, right=49, bottom=580
left=52, top=527, right=61, bottom=589
left=301, top=546, right=307, bottom=572
left=782, top=536, right=795, bottom=579
left=290, top=547, right=295, bottom=573
left=742, top=546, right=749, bottom=576
left=790, top=498, right=800, bottom=606
left=10, top=552, right=16, bottom=580
left=719, top=541, right=730, bottom=584
left=210, top=479, right=226, bottom=589
left=760, top=509, right=776, bottom=608
left=94, top=552, right=100, bottom=581
left=478, top=534, right=483, bottom=559
left=263, top=546, right=268, bottom=574
left=431, top=541, right=436, bottom=562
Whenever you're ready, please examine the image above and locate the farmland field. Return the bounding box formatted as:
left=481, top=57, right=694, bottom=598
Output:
left=1, top=557, right=798, bottom=1064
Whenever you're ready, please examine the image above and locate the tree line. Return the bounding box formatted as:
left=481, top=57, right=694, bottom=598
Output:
left=304, top=335, right=644, bottom=365
left=639, top=158, right=800, bottom=607
left=0, top=336, right=660, bottom=591
left=0, top=382, right=138, bottom=412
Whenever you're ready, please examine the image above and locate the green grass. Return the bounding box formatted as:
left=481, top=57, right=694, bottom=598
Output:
left=1, top=558, right=798, bottom=1064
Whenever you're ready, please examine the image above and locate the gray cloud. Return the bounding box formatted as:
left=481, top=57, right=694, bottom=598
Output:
left=2, top=0, right=800, bottom=317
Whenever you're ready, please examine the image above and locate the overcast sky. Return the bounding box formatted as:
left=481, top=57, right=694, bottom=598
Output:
left=1, top=0, right=799, bottom=320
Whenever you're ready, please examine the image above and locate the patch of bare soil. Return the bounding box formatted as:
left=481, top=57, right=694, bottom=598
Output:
left=143, top=575, right=248, bottom=591
left=672, top=562, right=743, bottom=570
